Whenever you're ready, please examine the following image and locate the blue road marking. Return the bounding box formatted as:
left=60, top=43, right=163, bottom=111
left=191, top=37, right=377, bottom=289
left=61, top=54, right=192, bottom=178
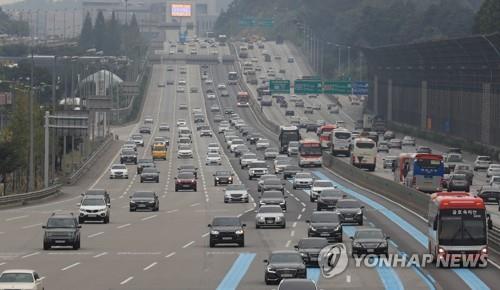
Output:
left=216, top=253, right=256, bottom=290
left=307, top=268, right=320, bottom=283
left=313, top=170, right=490, bottom=290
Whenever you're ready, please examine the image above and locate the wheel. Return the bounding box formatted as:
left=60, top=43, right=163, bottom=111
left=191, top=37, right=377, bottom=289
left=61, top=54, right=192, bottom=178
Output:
left=104, top=216, right=110, bottom=224
left=239, top=241, right=245, bottom=247
left=155, top=206, right=159, bottom=211
left=73, top=239, right=80, bottom=250
left=175, top=188, right=178, bottom=192
left=256, top=224, right=260, bottom=229
left=129, top=208, right=135, bottom=212
left=224, top=200, right=228, bottom=203
left=293, top=185, right=296, bottom=189
left=358, top=219, right=363, bottom=226
left=281, top=224, right=286, bottom=229
left=265, top=278, right=271, bottom=285
left=43, top=241, right=50, bottom=250
left=194, top=187, right=197, bottom=192
left=140, top=179, right=143, bottom=183
left=310, top=196, right=315, bottom=202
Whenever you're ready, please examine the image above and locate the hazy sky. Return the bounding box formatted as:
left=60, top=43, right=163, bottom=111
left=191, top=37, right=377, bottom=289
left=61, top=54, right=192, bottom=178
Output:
left=0, top=0, right=23, bottom=5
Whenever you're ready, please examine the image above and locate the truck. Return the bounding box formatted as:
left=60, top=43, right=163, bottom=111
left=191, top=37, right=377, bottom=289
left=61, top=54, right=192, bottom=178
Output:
left=246, top=70, right=257, bottom=85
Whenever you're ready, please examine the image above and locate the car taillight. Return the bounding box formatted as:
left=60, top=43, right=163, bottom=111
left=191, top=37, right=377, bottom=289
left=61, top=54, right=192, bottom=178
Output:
left=192, top=180, right=195, bottom=183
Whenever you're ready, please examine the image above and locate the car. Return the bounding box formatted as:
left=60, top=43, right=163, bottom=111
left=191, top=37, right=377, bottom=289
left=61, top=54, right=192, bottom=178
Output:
left=257, top=174, right=279, bottom=192
left=140, top=168, right=160, bottom=183
left=351, top=228, right=389, bottom=257
left=229, top=139, right=245, bottom=152
left=256, top=138, right=271, bottom=150
left=402, top=136, right=416, bottom=146
left=167, top=66, right=174, bottom=71
left=159, top=123, right=170, bottom=131
left=210, top=104, right=220, bottom=112
left=441, top=174, right=451, bottom=189
left=474, top=156, right=492, bottom=171
left=234, top=145, right=250, bottom=157
left=123, top=141, right=137, bottom=151
left=476, top=186, right=500, bottom=205
left=295, top=100, right=305, bottom=107
left=207, top=142, right=221, bottom=153
left=304, top=107, right=313, bottom=114
left=383, top=156, right=397, bottom=169
left=293, top=172, right=314, bottom=189
left=43, top=213, right=81, bottom=250
left=120, top=149, right=137, bottom=164
left=307, top=211, right=342, bottom=242
left=388, top=138, right=402, bottom=149
left=444, top=153, right=463, bottom=173
left=329, top=105, right=340, bottom=114
left=487, top=164, right=500, bottom=178
left=82, top=189, right=111, bottom=205
left=214, top=170, right=234, bottom=185
left=282, top=165, right=303, bottom=179
left=200, top=129, right=213, bottom=137
left=218, top=123, right=230, bottom=133
left=287, top=57, right=295, bottom=63
left=205, top=79, right=213, bottom=85
left=130, top=134, right=144, bottom=146
left=310, top=180, right=336, bottom=202
left=260, top=178, right=285, bottom=194
left=207, top=92, right=216, bottom=99
left=208, top=216, right=246, bottom=247
left=176, top=119, right=187, bottom=126
left=316, top=189, right=346, bottom=211
left=206, top=152, right=222, bottom=165
left=383, top=131, right=395, bottom=140
left=217, top=83, right=226, bottom=90
left=312, top=103, right=321, bottom=110
left=263, top=251, right=307, bottom=284
left=259, top=190, right=287, bottom=211
left=489, top=176, right=500, bottom=187
left=240, top=152, right=258, bottom=168
left=223, top=184, right=249, bottom=203
left=177, top=145, right=193, bottom=158
left=248, top=133, right=263, bottom=144
left=176, top=86, right=185, bottom=93
left=139, top=126, right=151, bottom=134
left=78, top=196, right=110, bottom=224
left=336, top=199, right=364, bottom=225
left=248, top=160, right=269, bottom=179
left=0, top=269, right=44, bottom=290
left=305, top=123, right=319, bottom=133
left=178, top=103, right=188, bottom=110
left=193, top=113, right=205, bottom=123
left=144, top=116, right=154, bottom=124
left=416, top=146, right=432, bottom=154
left=294, top=237, right=329, bottom=266
left=166, top=79, right=174, bottom=85
left=129, top=191, right=159, bottom=211
left=175, top=172, right=197, bottom=191
left=109, top=164, right=128, bottom=179
left=256, top=205, right=286, bottom=228
left=220, top=89, right=230, bottom=97
left=454, top=163, right=474, bottom=184
left=177, top=164, right=198, bottom=178
left=377, top=141, right=390, bottom=153
left=136, top=158, right=155, bottom=174
left=177, top=136, right=192, bottom=146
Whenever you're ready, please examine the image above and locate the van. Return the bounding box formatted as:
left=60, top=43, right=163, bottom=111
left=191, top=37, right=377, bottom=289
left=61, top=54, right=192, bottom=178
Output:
left=351, top=138, right=377, bottom=171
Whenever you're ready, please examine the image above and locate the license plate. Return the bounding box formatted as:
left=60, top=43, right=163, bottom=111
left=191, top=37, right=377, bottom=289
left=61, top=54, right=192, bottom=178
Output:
left=183, top=185, right=190, bottom=187
left=88, top=214, right=96, bottom=218
left=55, top=240, right=66, bottom=244
left=281, top=274, right=293, bottom=278
left=488, top=197, right=496, bottom=201
left=327, top=205, right=334, bottom=208
left=222, top=237, right=233, bottom=240
left=266, top=220, right=274, bottom=224
left=345, top=217, right=353, bottom=221
left=138, top=204, right=146, bottom=208
left=367, top=249, right=374, bottom=253
left=310, top=257, right=318, bottom=261
left=321, top=233, right=330, bottom=237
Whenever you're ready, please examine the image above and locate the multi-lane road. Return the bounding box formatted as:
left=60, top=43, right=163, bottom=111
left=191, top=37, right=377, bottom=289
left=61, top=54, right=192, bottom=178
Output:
left=0, top=33, right=499, bottom=290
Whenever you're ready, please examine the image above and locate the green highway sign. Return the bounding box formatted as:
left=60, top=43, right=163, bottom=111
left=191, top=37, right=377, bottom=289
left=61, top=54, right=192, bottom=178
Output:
left=239, top=18, right=256, bottom=27
left=323, top=81, right=352, bottom=94
left=258, top=19, right=274, bottom=27
left=294, top=79, right=322, bottom=95
left=269, top=79, right=290, bottom=94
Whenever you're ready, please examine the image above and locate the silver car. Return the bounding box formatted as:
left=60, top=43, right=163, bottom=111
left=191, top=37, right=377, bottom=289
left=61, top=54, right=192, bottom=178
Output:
left=224, top=184, right=249, bottom=203
left=264, top=147, right=279, bottom=159
left=240, top=152, right=258, bottom=169
left=255, top=205, right=286, bottom=228
left=293, top=172, right=314, bottom=189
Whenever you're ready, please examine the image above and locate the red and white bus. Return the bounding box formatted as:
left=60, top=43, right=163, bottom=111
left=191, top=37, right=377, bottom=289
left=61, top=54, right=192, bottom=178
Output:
left=236, top=91, right=249, bottom=107
left=298, top=139, right=322, bottom=167
left=316, top=124, right=336, bottom=149
left=428, top=192, right=489, bottom=267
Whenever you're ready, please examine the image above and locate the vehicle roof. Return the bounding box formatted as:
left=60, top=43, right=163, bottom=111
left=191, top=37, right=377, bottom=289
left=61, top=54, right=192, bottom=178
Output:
left=1, top=269, right=36, bottom=274
left=271, top=250, right=300, bottom=255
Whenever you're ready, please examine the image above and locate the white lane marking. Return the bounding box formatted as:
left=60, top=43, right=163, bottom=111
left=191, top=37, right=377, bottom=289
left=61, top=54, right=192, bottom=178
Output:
left=292, top=222, right=297, bottom=228
left=21, top=252, right=40, bottom=259
left=202, top=232, right=210, bottom=238
left=167, top=209, right=178, bottom=213
left=297, top=214, right=302, bottom=220
left=6, top=215, right=29, bottom=221
left=489, top=258, right=500, bottom=270
left=190, top=202, right=200, bottom=207
left=285, top=240, right=291, bottom=248
left=88, top=231, right=104, bottom=238
left=21, top=223, right=42, bottom=229
left=93, top=252, right=108, bottom=258
left=290, top=230, right=295, bottom=237
left=165, top=251, right=176, bottom=258
left=141, top=215, right=157, bottom=221
left=300, top=202, right=306, bottom=207
left=120, top=276, right=134, bottom=285
left=301, top=207, right=306, bottom=213
left=182, top=241, right=195, bottom=248
left=143, top=262, right=158, bottom=271
left=294, top=197, right=300, bottom=202
left=117, top=223, right=131, bottom=229
left=0, top=262, right=6, bottom=266
left=61, top=262, right=80, bottom=271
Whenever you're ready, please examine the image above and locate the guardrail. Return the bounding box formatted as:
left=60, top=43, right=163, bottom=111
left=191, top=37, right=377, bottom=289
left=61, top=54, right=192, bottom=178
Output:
left=0, top=184, right=61, bottom=207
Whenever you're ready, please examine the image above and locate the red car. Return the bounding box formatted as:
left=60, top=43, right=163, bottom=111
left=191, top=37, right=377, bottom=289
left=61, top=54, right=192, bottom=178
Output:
left=175, top=172, right=197, bottom=192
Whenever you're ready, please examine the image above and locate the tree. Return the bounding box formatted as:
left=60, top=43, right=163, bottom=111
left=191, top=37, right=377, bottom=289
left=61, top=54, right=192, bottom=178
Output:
left=93, top=11, right=106, bottom=51
left=79, top=12, right=93, bottom=50
left=104, top=11, right=121, bottom=55
left=123, top=14, right=143, bottom=58
left=474, top=0, right=500, bottom=33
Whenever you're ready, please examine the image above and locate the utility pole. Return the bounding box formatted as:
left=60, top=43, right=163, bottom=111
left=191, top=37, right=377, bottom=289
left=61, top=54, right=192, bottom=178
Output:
left=336, top=45, right=341, bottom=78
left=359, top=51, right=362, bottom=81
left=347, top=46, right=351, bottom=78
left=44, top=111, right=49, bottom=188
left=125, top=0, right=129, bottom=25
left=28, top=48, right=35, bottom=192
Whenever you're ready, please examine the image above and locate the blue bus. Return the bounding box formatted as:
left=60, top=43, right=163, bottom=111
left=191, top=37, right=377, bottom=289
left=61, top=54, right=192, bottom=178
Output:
left=403, top=153, right=444, bottom=193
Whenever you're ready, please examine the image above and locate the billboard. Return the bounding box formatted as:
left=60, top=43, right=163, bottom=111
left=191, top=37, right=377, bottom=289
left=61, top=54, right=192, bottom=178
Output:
left=171, top=4, right=192, bottom=17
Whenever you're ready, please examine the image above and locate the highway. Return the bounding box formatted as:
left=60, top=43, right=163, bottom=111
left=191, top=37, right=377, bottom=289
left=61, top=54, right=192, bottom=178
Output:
left=0, top=34, right=499, bottom=290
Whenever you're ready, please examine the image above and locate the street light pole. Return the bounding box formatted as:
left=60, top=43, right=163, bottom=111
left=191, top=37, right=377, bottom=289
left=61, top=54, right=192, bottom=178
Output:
left=336, top=45, right=341, bottom=78
left=28, top=49, right=34, bottom=192
left=125, top=0, right=129, bottom=25
left=347, top=46, right=351, bottom=78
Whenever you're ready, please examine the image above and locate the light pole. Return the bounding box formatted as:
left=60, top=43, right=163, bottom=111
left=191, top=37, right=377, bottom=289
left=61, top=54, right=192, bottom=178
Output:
left=125, top=0, right=129, bottom=25
left=28, top=49, right=34, bottom=192
left=336, top=45, right=341, bottom=78
left=347, top=46, right=351, bottom=78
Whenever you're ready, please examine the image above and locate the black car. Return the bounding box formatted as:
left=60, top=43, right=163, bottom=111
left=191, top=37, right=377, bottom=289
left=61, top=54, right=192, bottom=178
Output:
left=208, top=216, right=246, bottom=247
left=129, top=191, right=159, bottom=211
left=416, top=146, right=432, bottom=154
left=200, top=130, right=213, bottom=137
left=137, top=159, right=155, bottom=174
left=140, top=168, right=160, bottom=183
left=259, top=190, right=287, bottom=211
left=350, top=228, right=389, bottom=257
left=305, top=123, right=319, bottom=133
left=224, top=108, right=234, bottom=115
left=43, top=213, right=81, bottom=250
left=294, top=237, right=328, bottom=265
left=317, top=189, right=346, bottom=211
left=82, top=189, right=111, bottom=206
left=260, top=178, right=285, bottom=193
left=285, top=110, right=295, bottom=116
left=280, top=101, right=288, bottom=108
left=447, top=173, right=470, bottom=192
left=336, top=199, right=364, bottom=225
left=214, top=170, right=234, bottom=185
left=120, top=149, right=137, bottom=164
left=282, top=165, right=303, bottom=179
left=277, top=279, right=318, bottom=290
left=248, top=133, right=263, bottom=144
left=197, top=124, right=209, bottom=131
left=178, top=165, right=198, bottom=178
left=264, top=251, right=307, bottom=285
left=139, top=126, right=151, bottom=134
left=307, top=211, right=342, bottom=242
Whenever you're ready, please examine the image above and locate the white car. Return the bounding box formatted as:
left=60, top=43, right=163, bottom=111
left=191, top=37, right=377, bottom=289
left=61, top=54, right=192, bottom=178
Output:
left=159, top=123, right=170, bottom=131
left=210, top=105, right=220, bottom=112
left=230, top=139, right=245, bottom=152
left=218, top=124, right=230, bottom=133
left=264, top=147, right=279, bottom=159
left=287, top=141, right=299, bottom=156
left=274, top=159, right=291, bottom=174
left=256, top=138, right=270, bottom=150
left=130, top=134, right=144, bottom=146
left=248, top=161, right=269, bottom=180
left=217, top=83, right=226, bottom=90
left=176, top=86, right=185, bottom=93
left=401, top=136, right=416, bottom=146
left=206, top=152, right=222, bottom=165
left=79, top=196, right=110, bottom=223
left=110, top=164, right=128, bottom=179
left=310, top=180, right=337, bottom=202
left=240, top=152, right=258, bottom=169
left=177, top=145, right=193, bottom=158
left=207, top=93, right=216, bottom=99
left=292, top=172, right=314, bottom=189
left=474, top=156, right=492, bottom=171
left=224, top=184, right=249, bottom=203
left=176, top=119, right=187, bottom=127
left=487, top=164, right=500, bottom=178
left=122, top=143, right=137, bottom=152
left=205, top=79, right=213, bottom=85
left=0, top=269, right=44, bottom=290
left=144, top=116, right=154, bottom=124
left=208, top=143, right=220, bottom=153
left=489, top=176, right=500, bottom=187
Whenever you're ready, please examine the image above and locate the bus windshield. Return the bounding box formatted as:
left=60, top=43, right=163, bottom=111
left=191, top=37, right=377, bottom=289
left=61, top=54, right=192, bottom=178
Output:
left=300, top=144, right=322, bottom=156
left=280, top=130, right=300, bottom=144
left=228, top=72, right=238, bottom=80
left=438, top=209, right=486, bottom=246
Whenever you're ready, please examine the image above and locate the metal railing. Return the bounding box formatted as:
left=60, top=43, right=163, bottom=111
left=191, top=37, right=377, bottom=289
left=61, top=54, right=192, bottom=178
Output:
left=0, top=184, right=61, bottom=207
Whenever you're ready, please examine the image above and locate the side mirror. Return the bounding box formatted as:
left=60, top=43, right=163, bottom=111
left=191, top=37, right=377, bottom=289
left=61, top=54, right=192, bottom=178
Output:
left=242, top=223, right=247, bottom=227
left=263, top=259, right=269, bottom=264
left=174, top=177, right=178, bottom=179
left=107, top=203, right=111, bottom=207
left=284, top=196, right=289, bottom=199
left=385, top=236, right=391, bottom=240
left=294, top=245, right=299, bottom=250
left=77, top=225, right=82, bottom=228
left=213, top=174, right=216, bottom=176
left=80, top=193, right=85, bottom=197
left=129, top=196, right=132, bottom=199
left=77, top=203, right=81, bottom=207
left=360, top=206, right=365, bottom=209
left=208, top=224, right=212, bottom=227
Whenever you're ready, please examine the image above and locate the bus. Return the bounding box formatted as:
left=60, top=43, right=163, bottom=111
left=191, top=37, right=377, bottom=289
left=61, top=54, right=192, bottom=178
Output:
left=331, top=128, right=352, bottom=156
left=279, top=126, right=300, bottom=154
left=228, top=71, right=238, bottom=85
left=317, top=124, right=336, bottom=149
left=398, top=153, right=444, bottom=193
left=237, top=91, right=250, bottom=107
left=239, top=45, right=248, bottom=58
left=298, top=139, right=322, bottom=167
left=428, top=191, right=489, bottom=267
left=351, top=138, right=376, bottom=171
left=218, top=34, right=227, bottom=45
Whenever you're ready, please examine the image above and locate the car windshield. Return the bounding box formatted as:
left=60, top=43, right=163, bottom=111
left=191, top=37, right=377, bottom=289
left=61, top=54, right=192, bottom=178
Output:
left=178, top=145, right=191, bottom=150
left=216, top=171, right=231, bottom=176
left=133, top=192, right=154, bottom=198
left=447, top=154, right=462, bottom=162
left=266, top=148, right=278, bottom=153
left=207, top=153, right=219, bottom=158
left=243, top=153, right=257, bottom=159
left=311, top=213, right=339, bottom=223
left=478, top=156, right=491, bottom=161
left=112, top=165, right=126, bottom=169
left=289, top=141, right=299, bottom=147
left=142, top=168, right=157, bottom=174
left=356, top=142, right=375, bottom=149
left=227, top=184, right=246, bottom=190
left=262, top=191, right=283, bottom=198
left=356, top=230, right=384, bottom=239
left=178, top=173, right=195, bottom=179
left=321, top=190, right=342, bottom=197
left=259, top=206, right=283, bottom=213
left=82, top=198, right=105, bottom=206
left=0, top=273, right=34, bottom=283
left=258, top=139, right=269, bottom=143
left=295, top=173, right=312, bottom=179
left=314, top=181, right=333, bottom=187
left=212, top=217, right=240, bottom=226
left=132, top=135, right=142, bottom=140
left=122, top=150, right=135, bottom=155
left=265, top=179, right=282, bottom=185
left=47, top=218, right=76, bottom=228
left=249, top=162, right=266, bottom=168
left=337, top=200, right=360, bottom=208
left=270, top=253, right=302, bottom=264
left=299, top=239, right=328, bottom=249
left=452, top=174, right=466, bottom=180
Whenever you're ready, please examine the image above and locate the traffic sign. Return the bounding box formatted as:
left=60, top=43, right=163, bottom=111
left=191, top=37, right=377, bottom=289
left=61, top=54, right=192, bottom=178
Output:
left=258, top=19, right=274, bottom=27
left=239, top=18, right=256, bottom=27
left=323, top=81, right=351, bottom=95
left=269, top=79, right=290, bottom=94
left=352, top=81, right=369, bottom=95
left=294, top=79, right=322, bottom=95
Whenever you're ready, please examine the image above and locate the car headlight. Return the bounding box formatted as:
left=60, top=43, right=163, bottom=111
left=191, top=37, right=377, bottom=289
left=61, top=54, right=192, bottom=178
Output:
left=215, top=177, right=220, bottom=180
left=228, top=176, right=233, bottom=180
left=335, top=225, right=341, bottom=231
left=266, top=266, right=276, bottom=273
left=275, top=216, right=281, bottom=222
left=149, top=201, right=155, bottom=203
left=309, top=226, right=317, bottom=231
left=130, top=201, right=135, bottom=204
left=300, top=252, right=307, bottom=257
left=279, top=201, right=285, bottom=204
left=211, top=230, right=219, bottom=235
left=258, top=216, right=265, bottom=221
left=235, top=230, right=244, bottom=235
left=379, top=241, right=388, bottom=248
left=353, top=242, right=362, bottom=247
